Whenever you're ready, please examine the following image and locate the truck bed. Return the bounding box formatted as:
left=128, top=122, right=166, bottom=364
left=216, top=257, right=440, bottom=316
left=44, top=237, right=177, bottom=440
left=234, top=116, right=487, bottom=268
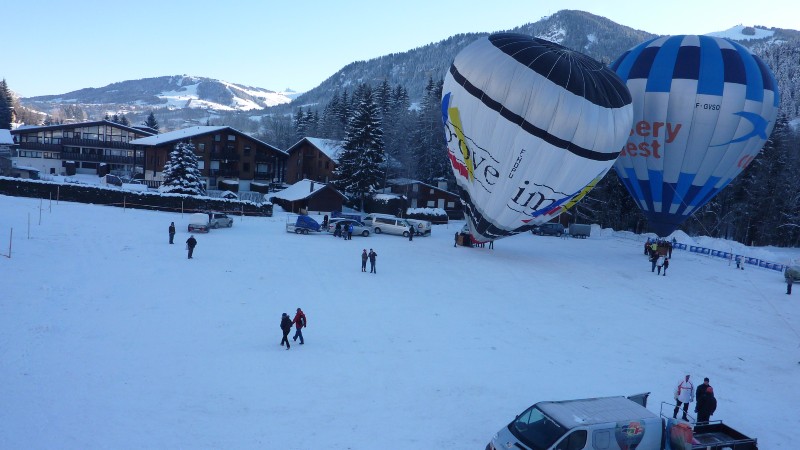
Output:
left=692, top=422, right=757, bottom=450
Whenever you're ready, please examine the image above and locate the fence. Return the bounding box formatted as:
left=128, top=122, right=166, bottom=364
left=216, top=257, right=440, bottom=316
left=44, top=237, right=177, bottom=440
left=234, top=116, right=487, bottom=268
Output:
left=685, top=244, right=786, bottom=272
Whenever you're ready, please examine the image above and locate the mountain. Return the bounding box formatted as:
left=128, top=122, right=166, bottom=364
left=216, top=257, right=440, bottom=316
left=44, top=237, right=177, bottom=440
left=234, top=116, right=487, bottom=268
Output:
left=17, top=10, right=800, bottom=130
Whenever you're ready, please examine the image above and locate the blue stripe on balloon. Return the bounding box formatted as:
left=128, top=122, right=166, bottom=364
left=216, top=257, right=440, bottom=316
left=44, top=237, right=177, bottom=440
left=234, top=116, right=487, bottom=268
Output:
left=698, top=36, right=725, bottom=96
left=616, top=166, right=649, bottom=210
left=646, top=36, right=684, bottom=92
left=648, top=169, right=664, bottom=211
left=728, top=40, right=763, bottom=102
left=612, top=37, right=659, bottom=80
left=688, top=176, right=721, bottom=208
left=754, top=56, right=780, bottom=106
left=673, top=172, right=694, bottom=212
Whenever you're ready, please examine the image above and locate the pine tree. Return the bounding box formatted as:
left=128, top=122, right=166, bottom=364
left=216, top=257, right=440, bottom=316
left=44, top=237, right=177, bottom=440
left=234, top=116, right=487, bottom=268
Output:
left=334, top=83, right=385, bottom=211
left=144, top=111, right=160, bottom=132
left=412, top=77, right=449, bottom=183
left=0, top=79, right=15, bottom=129
left=160, top=142, right=206, bottom=195
left=119, top=115, right=130, bottom=126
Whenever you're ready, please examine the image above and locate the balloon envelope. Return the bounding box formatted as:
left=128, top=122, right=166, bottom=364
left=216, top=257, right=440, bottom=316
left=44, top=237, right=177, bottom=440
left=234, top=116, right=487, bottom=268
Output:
left=442, top=33, right=633, bottom=242
left=611, top=35, right=779, bottom=236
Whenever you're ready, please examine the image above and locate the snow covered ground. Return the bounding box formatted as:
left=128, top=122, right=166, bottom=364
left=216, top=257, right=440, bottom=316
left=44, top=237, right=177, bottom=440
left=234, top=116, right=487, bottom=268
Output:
left=1, top=194, right=798, bottom=449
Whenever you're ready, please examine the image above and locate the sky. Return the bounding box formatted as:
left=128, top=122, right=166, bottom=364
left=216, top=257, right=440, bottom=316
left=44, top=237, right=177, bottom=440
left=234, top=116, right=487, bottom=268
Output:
left=3, top=0, right=799, bottom=97
left=1, top=187, right=799, bottom=448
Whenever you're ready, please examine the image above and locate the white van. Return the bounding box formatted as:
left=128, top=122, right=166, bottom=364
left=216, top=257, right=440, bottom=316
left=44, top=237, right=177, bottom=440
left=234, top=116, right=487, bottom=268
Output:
left=362, top=213, right=412, bottom=237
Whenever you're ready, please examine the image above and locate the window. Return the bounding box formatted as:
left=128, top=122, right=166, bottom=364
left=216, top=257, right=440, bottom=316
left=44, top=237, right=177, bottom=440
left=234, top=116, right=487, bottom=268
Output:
left=555, top=430, right=587, bottom=450
left=199, top=143, right=205, bottom=151
left=227, top=135, right=236, bottom=141
left=592, top=430, right=611, bottom=449
left=412, top=184, right=419, bottom=192
left=447, top=201, right=455, bottom=208
left=244, top=146, right=251, bottom=155
left=198, top=161, right=205, bottom=170
left=427, top=201, right=435, bottom=207
left=214, top=135, right=221, bottom=142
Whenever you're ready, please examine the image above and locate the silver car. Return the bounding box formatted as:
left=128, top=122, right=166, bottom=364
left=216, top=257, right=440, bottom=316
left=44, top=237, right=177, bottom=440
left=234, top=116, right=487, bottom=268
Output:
left=326, top=218, right=373, bottom=237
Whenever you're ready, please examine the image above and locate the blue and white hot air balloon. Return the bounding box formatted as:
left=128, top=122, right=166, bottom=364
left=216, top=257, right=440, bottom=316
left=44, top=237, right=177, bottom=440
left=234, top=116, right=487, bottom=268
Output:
left=611, top=35, right=780, bottom=237
left=442, top=33, right=633, bottom=243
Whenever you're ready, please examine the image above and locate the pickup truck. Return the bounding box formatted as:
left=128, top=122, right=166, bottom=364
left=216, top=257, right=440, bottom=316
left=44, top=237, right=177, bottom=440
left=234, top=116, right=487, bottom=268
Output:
left=487, top=393, right=757, bottom=450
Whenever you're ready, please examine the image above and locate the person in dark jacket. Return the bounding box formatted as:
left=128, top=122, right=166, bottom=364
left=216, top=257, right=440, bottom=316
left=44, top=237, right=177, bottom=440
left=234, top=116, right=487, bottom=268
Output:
left=347, top=223, right=353, bottom=240
left=280, top=313, right=292, bottom=349
left=168, top=222, right=176, bottom=244
left=368, top=248, right=377, bottom=274
left=408, top=224, right=414, bottom=241
left=788, top=276, right=793, bottom=295
left=186, top=235, right=197, bottom=259
left=694, top=377, right=710, bottom=413
left=696, top=386, right=717, bottom=423
left=292, top=308, right=307, bottom=345
left=662, top=258, right=670, bottom=276
left=650, top=252, right=658, bottom=272
left=361, top=249, right=368, bottom=272
left=334, top=222, right=341, bottom=237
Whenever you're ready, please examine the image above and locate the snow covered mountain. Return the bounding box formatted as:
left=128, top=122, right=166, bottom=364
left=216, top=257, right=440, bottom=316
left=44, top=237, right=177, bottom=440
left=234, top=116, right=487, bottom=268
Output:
left=21, top=75, right=297, bottom=113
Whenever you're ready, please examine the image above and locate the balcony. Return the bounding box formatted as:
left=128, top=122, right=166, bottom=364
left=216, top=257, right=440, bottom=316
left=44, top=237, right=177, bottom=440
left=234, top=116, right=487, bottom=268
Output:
left=16, top=142, right=61, bottom=152
left=253, top=171, right=274, bottom=180
left=210, top=168, right=240, bottom=178
left=61, top=137, right=135, bottom=150
left=209, top=151, right=240, bottom=161
left=61, top=151, right=134, bottom=165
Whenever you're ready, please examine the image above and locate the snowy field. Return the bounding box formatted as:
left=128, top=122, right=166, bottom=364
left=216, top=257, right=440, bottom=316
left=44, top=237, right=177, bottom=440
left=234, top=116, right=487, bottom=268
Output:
left=1, top=194, right=799, bottom=449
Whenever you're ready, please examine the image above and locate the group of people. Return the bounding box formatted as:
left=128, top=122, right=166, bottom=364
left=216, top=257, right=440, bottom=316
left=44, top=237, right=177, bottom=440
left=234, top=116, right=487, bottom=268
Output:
left=646, top=238, right=672, bottom=275
left=673, top=374, right=717, bottom=423
left=361, top=248, right=378, bottom=273
left=280, top=308, right=307, bottom=350
left=169, top=221, right=198, bottom=259
left=333, top=222, right=354, bottom=239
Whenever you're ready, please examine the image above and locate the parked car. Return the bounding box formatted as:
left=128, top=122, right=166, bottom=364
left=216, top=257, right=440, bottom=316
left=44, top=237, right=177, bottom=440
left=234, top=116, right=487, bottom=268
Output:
left=362, top=213, right=412, bottom=237
left=405, top=218, right=432, bottom=236
left=785, top=265, right=800, bottom=282
left=326, top=218, right=373, bottom=237
left=532, top=223, right=565, bottom=237
left=188, top=213, right=210, bottom=233
left=206, top=212, right=233, bottom=228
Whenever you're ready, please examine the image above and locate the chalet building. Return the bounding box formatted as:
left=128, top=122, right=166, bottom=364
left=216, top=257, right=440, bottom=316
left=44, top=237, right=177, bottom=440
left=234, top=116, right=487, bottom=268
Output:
left=270, top=178, right=345, bottom=214
left=285, top=137, right=343, bottom=184
left=0, top=129, right=16, bottom=176
left=385, top=178, right=463, bottom=218
left=10, top=120, right=155, bottom=176
left=130, top=126, right=287, bottom=191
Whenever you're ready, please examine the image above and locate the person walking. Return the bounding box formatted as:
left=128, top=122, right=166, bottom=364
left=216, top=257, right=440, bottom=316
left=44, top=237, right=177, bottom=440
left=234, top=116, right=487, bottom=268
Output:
left=361, top=249, right=368, bottom=272
left=280, top=313, right=293, bottom=350
left=662, top=258, right=669, bottom=276
left=408, top=224, right=414, bottom=241
left=673, top=374, right=695, bottom=421
left=787, top=275, right=793, bottom=295
left=292, top=308, right=307, bottom=345
left=168, top=222, right=176, bottom=244
left=696, top=386, right=717, bottom=423
left=650, top=252, right=659, bottom=272
left=368, top=248, right=377, bottom=274
left=656, top=255, right=666, bottom=275
left=454, top=232, right=459, bottom=247
left=735, top=255, right=742, bottom=269
left=347, top=223, right=353, bottom=240
left=186, top=235, right=197, bottom=259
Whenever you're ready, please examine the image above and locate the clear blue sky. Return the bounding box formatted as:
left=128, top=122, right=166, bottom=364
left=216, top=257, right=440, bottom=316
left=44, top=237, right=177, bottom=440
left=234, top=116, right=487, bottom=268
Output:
left=4, top=0, right=798, bottom=97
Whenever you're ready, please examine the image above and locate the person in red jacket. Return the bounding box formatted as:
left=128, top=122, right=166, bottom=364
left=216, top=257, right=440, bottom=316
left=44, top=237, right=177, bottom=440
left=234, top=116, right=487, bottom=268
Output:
left=292, top=308, right=307, bottom=345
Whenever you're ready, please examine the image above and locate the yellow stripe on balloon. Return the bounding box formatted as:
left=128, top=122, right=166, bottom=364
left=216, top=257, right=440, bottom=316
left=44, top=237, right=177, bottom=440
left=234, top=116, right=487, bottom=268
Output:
left=448, top=107, right=474, bottom=182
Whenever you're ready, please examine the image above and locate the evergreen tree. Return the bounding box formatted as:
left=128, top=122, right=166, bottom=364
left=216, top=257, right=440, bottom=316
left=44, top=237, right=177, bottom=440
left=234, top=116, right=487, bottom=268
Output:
left=412, top=77, right=449, bottom=183
left=334, top=83, right=385, bottom=211
left=119, top=115, right=130, bottom=126
left=160, top=142, right=206, bottom=195
left=144, top=111, right=160, bottom=132
left=0, top=79, right=15, bottom=129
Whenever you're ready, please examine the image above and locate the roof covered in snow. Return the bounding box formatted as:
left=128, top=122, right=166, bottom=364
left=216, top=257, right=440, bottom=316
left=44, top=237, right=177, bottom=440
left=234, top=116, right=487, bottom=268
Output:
left=286, top=137, right=345, bottom=163
left=0, top=129, right=14, bottom=145
left=270, top=179, right=345, bottom=202
left=130, top=126, right=287, bottom=154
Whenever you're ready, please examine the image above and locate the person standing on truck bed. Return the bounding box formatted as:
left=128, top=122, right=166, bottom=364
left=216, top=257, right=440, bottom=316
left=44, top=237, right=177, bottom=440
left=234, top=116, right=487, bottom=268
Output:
left=694, top=377, right=710, bottom=413
left=696, top=386, right=717, bottom=423
left=673, top=374, right=695, bottom=420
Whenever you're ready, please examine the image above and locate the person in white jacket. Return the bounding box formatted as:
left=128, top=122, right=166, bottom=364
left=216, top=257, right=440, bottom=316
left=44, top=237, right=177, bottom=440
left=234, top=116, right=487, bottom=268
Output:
left=656, top=255, right=666, bottom=275
left=673, top=374, right=695, bottom=420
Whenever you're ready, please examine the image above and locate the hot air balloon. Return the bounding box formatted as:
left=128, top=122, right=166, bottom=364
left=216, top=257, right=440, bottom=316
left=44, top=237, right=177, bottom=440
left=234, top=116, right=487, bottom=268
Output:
left=442, top=33, right=633, bottom=242
left=611, top=35, right=779, bottom=237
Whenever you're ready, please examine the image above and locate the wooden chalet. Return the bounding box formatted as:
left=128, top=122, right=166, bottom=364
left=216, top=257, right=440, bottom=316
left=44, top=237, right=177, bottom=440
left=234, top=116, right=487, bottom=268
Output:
left=285, top=137, right=344, bottom=184
left=130, top=126, right=287, bottom=191
left=270, top=178, right=346, bottom=214
left=385, top=178, right=463, bottom=219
